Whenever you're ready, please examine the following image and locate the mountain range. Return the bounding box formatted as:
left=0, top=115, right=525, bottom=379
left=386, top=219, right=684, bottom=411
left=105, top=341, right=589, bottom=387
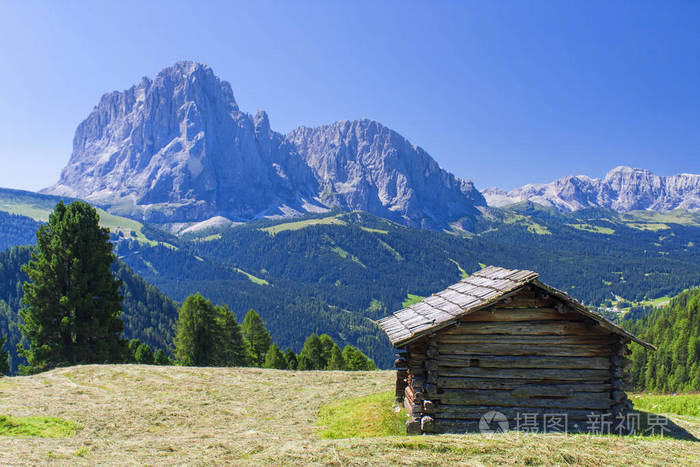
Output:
left=484, top=166, right=700, bottom=213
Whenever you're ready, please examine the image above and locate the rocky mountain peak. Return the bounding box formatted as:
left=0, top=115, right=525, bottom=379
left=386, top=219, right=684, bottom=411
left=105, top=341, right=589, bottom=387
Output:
left=43, top=62, right=485, bottom=229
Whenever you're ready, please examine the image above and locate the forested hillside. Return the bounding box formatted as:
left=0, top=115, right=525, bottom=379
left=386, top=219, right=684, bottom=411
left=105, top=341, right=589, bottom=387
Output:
left=0, top=246, right=179, bottom=374
left=1, top=192, right=700, bottom=370
left=623, top=288, right=700, bottom=392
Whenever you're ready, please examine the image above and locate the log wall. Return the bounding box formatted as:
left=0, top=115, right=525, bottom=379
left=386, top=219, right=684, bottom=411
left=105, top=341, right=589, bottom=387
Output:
left=402, top=286, right=633, bottom=434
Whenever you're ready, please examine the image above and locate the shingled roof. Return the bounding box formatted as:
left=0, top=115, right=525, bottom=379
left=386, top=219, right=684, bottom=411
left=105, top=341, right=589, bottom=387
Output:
left=377, top=265, right=655, bottom=350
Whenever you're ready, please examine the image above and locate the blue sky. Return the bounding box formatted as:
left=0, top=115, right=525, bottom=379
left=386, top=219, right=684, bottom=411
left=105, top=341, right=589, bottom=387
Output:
left=0, top=0, right=698, bottom=192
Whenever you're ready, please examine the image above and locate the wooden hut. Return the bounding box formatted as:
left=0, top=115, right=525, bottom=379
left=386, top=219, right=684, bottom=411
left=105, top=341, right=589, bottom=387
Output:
left=377, top=266, right=655, bottom=435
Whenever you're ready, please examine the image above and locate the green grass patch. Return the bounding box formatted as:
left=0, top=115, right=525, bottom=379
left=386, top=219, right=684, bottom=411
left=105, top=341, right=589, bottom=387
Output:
left=630, top=393, right=700, bottom=417
left=567, top=223, right=615, bottom=235
left=449, top=258, right=468, bottom=278
left=624, top=222, right=670, bottom=232
left=317, top=391, right=406, bottom=439
left=402, top=293, right=424, bottom=308
left=359, top=226, right=389, bottom=234
left=260, top=215, right=347, bottom=235
left=233, top=267, right=269, bottom=286
left=0, top=415, right=76, bottom=438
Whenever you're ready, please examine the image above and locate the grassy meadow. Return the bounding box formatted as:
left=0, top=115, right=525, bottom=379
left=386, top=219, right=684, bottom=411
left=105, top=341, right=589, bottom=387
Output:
left=0, top=366, right=698, bottom=465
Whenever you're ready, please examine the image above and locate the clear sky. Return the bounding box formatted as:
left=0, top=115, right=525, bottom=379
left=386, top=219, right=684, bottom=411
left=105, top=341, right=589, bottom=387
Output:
left=0, top=1, right=698, bottom=192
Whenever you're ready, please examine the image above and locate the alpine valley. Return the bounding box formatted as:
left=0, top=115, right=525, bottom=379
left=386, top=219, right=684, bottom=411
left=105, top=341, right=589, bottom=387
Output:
left=1, top=62, right=699, bottom=373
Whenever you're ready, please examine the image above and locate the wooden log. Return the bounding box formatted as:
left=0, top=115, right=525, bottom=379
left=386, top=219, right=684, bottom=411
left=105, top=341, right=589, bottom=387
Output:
left=421, top=415, right=435, bottom=433
left=437, top=366, right=611, bottom=381
left=436, top=343, right=614, bottom=357
left=436, top=377, right=612, bottom=393
left=423, top=400, right=436, bottom=413
left=435, top=390, right=613, bottom=409
left=432, top=405, right=609, bottom=421
left=436, top=355, right=612, bottom=370
left=612, top=390, right=626, bottom=402
left=436, top=333, right=616, bottom=346
left=459, top=308, right=581, bottom=323
left=440, top=321, right=607, bottom=336
left=406, top=418, right=422, bottom=435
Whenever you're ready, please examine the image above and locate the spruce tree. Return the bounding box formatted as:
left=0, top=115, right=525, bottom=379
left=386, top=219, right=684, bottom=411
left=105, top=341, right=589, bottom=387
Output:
left=240, top=309, right=271, bottom=366
left=0, top=335, right=9, bottom=376
left=20, top=201, right=123, bottom=373
left=173, top=293, right=221, bottom=366
left=326, top=344, right=345, bottom=370
left=299, top=334, right=323, bottom=370
left=134, top=343, right=154, bottom=364
left=284, top=348, right=298, bottom=370
left=216, top=305, right=249, bottom=366
left=318, top=334, right=335, bottom=369
left=342, top=345, right=376, bottom=370
left=263, top=344, right=287, bottom=369
left=153, top=349, right=170, bottom=365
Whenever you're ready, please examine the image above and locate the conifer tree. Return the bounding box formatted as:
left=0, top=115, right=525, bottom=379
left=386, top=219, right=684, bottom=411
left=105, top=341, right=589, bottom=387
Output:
left=0, top=335, right=9, bottom=376
left=263, top=344, right=287, bottom=369
left=342, top=345, right=376, bottom=370
left=216, top=305, right=249, bottom=366
left=173, top=293, right=221, bottom=366
left=326, top=344, right=345, bottom=370
left=318, top=334, right=335, bottom=369
left=284, top=348, right=298, bottom=370
left=299, top=333, right=323, bottom=370
left=240, top=309, right=271, bottom=366
left=153, top=349, right=170, bottom=365
left=134, top=343, right=154, bottom=364
left=20, top=201, right=123, bottom=373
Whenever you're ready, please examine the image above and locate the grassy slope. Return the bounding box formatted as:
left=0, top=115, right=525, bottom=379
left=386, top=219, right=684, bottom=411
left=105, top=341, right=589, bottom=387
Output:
left=0, top=366, right=698, bottom=465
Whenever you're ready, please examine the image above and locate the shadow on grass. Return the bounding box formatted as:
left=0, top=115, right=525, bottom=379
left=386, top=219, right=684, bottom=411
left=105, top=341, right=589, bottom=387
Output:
left=632, top=410, right=698, bottom=441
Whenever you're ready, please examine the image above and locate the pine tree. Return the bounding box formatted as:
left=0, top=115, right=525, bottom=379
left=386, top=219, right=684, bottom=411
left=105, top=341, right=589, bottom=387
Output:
left=297, top=354, right=313, bottom=370
left=153, top=349, right=170, bottom=365
left=299, top=334, right=323, bottom=370
left=215, top=305, right=249, bottom=366
left=284, top=348, right=298, bottom=370
left=319, top=334, right=335, bottom=369
left=263, top=344, right=288, bottom=369
left=20, top=201, right=123, bottom=373
left=342, top=345, right=376, bottom=370
left=240, top=309, right=271, bottom=366
left=173, top=293, right=221, bottom=366
left=134, top=343, right=154, bottom=364
left=326, top=344, right=345, bottom=370
left=127, top=339, right=142, bottom=363
left=0, top=335, right=9, bottom=376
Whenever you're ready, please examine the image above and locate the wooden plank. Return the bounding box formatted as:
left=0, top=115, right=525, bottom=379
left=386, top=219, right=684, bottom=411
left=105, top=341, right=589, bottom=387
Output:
left=441, top=321, right=606, bottom=336
left=459, top=308, right=581, bottom=322
left=436, top=343, right=614, bottom=357
left=436, top=355, right=612, bottom=370
left=436, top=333, right=616, bottom=346
left=436, top=377, right=612, bottom=392
left=435, top=390, right=613, bottom=409
left=437, top=366, right=611, bottom=381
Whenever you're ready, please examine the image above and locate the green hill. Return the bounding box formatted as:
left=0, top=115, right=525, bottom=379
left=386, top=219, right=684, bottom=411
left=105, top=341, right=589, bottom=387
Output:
left=0, top=365, right=698, bottom=465
left=623, top=287, right=700, bottom=392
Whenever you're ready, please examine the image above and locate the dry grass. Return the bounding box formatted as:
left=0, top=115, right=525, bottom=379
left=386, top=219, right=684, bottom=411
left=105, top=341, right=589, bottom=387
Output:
left=0, top=365, right=698, bottom=465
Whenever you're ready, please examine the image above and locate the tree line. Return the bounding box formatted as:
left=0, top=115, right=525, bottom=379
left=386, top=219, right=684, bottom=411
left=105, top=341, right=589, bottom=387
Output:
left=0, top=201, right=374, bottom=376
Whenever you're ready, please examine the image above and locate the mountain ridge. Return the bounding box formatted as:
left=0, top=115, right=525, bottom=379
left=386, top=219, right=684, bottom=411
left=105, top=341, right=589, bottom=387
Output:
left=484, top=166, right=700, bottom=213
